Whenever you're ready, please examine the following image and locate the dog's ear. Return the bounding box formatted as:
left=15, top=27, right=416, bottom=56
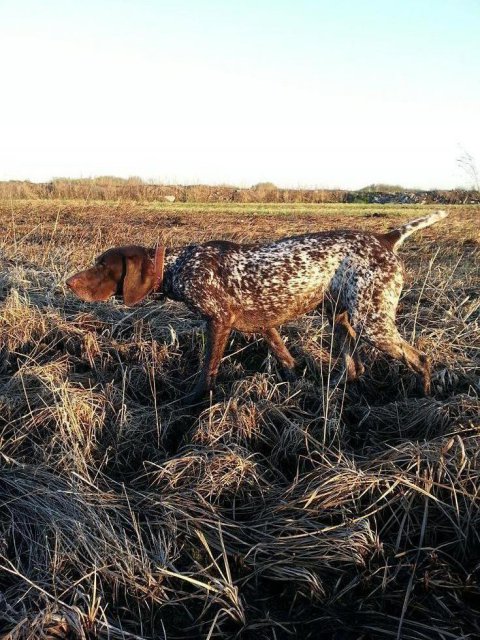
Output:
left=123, top=253, right=154, bottom=306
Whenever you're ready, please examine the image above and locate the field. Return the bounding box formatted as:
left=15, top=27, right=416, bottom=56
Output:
left=0, top=200, right=479, bottom=639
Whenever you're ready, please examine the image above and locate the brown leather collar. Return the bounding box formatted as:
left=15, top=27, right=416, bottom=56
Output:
left=153, top=245, right=165, bottom=292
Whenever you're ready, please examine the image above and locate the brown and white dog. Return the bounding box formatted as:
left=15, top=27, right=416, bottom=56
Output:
left=66, top=210, right=448, bottom=401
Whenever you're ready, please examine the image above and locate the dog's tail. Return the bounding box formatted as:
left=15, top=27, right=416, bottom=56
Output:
left=381, top=210, right=449, bottom=251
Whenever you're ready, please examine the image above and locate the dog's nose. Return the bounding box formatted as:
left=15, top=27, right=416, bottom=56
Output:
left=65, top=276, right=76, bottom=289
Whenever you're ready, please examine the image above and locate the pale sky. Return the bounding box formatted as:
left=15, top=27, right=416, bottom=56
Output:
left=1, top=0, right=479, bottom=189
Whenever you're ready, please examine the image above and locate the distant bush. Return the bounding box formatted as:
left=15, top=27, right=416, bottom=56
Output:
left=252, top=182, right=278, bottom=191
left=360, top=183, right=405, bottom=193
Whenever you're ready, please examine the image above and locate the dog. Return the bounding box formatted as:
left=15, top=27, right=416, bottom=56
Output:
left=66, top=210, right=448, bottom=400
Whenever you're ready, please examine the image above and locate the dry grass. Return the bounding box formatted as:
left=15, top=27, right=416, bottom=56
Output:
left=0, top=200, right=479, bottom=639
left=0, top=178, right=478, bottom=205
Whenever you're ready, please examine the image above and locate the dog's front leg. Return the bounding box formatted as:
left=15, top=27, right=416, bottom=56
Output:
left=184, top=319, right=232, bottom=404
left=261, top=327, right=297, bottom=381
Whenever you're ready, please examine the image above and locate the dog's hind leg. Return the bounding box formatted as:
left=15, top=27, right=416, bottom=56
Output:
left=359, top=318, right=431, bottom=395
left=350, top=276, right=431, bottom=395
left=333, top=311, right=365, bottom=381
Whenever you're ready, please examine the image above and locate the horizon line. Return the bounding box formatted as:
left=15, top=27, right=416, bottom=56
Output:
left=0, top=176, right=476, bottom=192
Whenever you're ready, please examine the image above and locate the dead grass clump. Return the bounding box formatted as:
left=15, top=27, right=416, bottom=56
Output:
left=0, top=291, right=59, bottom=354
left=1, top=608, right=85, bottom=640
left=0, top=358, right=106, bottom=473
left=363, top=433, right=480, bottom=552
left=282, top=460, right=380, bottom=514
left=350, top=393, right=480, bottom=444
left=193, top=397, right=267, bottom=447
left=231, top=518, right=375, bottom=601
left=192, top=375, right=346, bottom=466
left=143, top=446, right=270, bottom=505
left=0, top=290, right=91, bottom=370
left=0, top=467, right=175, bottom=634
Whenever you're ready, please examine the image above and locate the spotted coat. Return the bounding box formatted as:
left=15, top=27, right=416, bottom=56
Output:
left=163, top=233, right=402, bottom=333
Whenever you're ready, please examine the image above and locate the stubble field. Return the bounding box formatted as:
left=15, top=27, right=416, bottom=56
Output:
left=0, top=200, right=479, bottom=639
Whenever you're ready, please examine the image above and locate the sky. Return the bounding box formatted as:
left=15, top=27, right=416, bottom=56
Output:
left=0, top=0, right=479, bottom=189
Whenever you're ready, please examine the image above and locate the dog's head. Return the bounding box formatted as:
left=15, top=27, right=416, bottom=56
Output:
left=66, top=245, right=162, bottom=306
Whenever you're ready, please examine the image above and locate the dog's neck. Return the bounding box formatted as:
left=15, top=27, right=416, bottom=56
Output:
left=152, top=246, right=165, bottom=292
left=147, top=245, right=186, bottom=265
left=146, top=245, right=190, bottom=296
